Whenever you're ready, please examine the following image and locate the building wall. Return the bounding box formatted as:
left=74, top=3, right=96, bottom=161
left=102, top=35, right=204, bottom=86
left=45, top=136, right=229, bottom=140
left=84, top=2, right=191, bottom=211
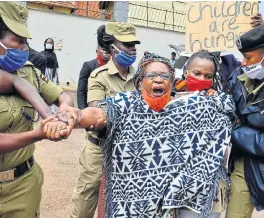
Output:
left=27, top=2, right=73, bottom=14
left=128, top=1, right=186, bottom=32
left=27, top=9, right=185, bottom=84
left=75, top=1, right=113, bottom=20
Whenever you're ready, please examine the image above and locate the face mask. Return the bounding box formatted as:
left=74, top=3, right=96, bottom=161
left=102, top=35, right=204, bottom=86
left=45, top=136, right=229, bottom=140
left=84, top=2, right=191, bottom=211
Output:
left=111, top=44, right=136, bottom=68
left=141, top=88, right=171, bottom=112
left=0, top=41, right=29, bottom=73
left=97, top=54, right=105, bottom=67
left=241, top=58, right=264, bottom=80
left=45, top=43, right=53, bottom=50
left=186, top=75, right=213, bottom=91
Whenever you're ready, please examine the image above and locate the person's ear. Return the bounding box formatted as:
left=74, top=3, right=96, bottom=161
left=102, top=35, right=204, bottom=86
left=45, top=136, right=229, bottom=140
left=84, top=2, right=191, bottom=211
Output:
left=138, top=81, right=143, bottom=90
left=183, top=70, right=188, bottom=80
left=110, top=44, right=115, bottom=52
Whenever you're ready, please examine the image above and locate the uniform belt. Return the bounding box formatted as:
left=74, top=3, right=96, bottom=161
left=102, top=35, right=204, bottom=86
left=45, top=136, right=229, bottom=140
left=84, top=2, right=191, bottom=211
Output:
left=88, top=135, right=99, bottom=145
left=0, top=156, right=34, bottom=183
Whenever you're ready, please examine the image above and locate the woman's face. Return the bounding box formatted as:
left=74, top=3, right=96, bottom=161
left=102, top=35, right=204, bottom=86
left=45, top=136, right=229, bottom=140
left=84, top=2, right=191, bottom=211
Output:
left=184, top=57, right=215, bottom=81
left=241, top=49, right=264, bottom=67
left=0, top=30, right=28, bottom=55
left=141, top=62, right=172, bottom=97
left=46, top=39, right=53, bottom=45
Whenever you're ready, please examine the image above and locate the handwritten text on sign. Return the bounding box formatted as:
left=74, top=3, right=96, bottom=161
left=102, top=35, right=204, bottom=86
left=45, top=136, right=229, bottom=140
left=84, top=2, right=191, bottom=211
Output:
left=185, top=1, right=258, bottom=53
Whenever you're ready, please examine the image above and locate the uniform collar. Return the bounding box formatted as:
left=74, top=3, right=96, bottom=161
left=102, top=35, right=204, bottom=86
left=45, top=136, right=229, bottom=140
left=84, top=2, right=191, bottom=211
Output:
left=238, top=73, right=264, bottom=96
left=106, top=58, right=135, bottom=81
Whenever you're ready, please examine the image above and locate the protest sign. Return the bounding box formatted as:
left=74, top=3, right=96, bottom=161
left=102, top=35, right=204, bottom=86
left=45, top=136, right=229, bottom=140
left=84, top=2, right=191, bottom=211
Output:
left=185, top=1, right=259, bottom=53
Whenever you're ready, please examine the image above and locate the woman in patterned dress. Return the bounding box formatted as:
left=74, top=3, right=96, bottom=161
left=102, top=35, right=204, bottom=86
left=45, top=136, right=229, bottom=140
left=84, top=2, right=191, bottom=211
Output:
left=52, top=52, right=234, bottom=218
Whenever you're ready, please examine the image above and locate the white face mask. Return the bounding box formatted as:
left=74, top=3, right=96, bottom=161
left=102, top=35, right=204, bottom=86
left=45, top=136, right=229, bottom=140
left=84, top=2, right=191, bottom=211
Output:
left=241, top=57, right=264, bottom=80
left=45, top=44, right=53, bottom=50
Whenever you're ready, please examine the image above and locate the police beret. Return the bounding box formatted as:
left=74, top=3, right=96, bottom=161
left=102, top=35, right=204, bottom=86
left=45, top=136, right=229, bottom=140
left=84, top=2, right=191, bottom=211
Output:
left=236, top=24, right=264, bottom=53
left=106, top=22, right=140, bottom=44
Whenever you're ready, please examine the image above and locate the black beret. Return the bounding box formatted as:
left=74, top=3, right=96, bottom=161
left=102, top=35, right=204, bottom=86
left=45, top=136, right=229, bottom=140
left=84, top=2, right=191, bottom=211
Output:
left=236, top=24, right=264, bottom=53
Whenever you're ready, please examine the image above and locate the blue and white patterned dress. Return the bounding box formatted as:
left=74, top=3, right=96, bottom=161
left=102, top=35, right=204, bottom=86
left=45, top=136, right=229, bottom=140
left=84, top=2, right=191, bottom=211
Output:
left=99, top=90, right=235, bottom=218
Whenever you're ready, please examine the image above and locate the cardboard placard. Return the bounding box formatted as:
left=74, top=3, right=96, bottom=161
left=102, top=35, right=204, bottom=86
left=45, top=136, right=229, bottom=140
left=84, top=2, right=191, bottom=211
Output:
left=185, top=1, right=259, bottom=53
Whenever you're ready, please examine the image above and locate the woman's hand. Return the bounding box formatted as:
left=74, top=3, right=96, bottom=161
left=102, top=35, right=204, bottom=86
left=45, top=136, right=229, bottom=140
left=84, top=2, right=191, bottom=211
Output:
left=206, top=89, right=218, bottom=96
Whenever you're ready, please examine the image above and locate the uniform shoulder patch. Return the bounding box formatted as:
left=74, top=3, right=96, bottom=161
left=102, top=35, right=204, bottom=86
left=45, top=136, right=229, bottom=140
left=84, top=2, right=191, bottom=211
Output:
left=90, top=66, right=108, bottom=78
left=40, top=74, right=49, bottom=82
left=24, top=61, right=34, bottom=66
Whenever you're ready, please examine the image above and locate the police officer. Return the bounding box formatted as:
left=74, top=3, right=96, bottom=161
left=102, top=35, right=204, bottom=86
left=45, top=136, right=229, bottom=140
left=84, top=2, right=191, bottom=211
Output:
left=226, top=24, right=264, bottom=217
left=70, top=22, right=140, bottom=218
left=0, top=2, right=73, bottom=218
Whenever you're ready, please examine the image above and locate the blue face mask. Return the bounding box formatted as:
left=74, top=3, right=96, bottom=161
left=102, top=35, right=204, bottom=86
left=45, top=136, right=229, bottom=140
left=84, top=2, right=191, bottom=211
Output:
left=0, top=41, right=29, bottom=73
left=112, top=44, right=136, bottom=68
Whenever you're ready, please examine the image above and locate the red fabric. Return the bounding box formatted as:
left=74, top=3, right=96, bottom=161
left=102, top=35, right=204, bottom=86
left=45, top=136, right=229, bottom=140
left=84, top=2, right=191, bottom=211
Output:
left=141, top=89, right=172, bottom=112
left=97, top=54, right=105, bottom=67
left=186, top=76, right=213, bottom=91
left=97, top=171, right=107, bottom=218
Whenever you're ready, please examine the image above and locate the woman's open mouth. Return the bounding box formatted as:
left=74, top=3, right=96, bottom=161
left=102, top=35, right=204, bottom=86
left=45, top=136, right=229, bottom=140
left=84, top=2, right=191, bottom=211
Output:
left=152, top=87, right=165, bottom=97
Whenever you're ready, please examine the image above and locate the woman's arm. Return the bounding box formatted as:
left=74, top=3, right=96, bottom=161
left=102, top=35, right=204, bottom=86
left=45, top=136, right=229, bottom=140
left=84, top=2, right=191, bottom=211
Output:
left=56, top=105, right=107, bottom=134
left=0, top=70, right=53, bottom=118
left=79, top=106, right=107, bottom=129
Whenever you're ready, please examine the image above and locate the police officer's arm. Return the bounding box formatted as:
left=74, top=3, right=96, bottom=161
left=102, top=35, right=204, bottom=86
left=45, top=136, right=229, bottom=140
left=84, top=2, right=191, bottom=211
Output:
left=77, top=62, right=91, bottom=109
left=0, top=70, right=52, bottom=118
left=87, top=72, right=106, bottom=107
left=35, top=69, right=74, bottom=108
left=56, top=92, right=74, bottom=108
left=0, top=116, right=65, bottom=154
left=232, top=125, right=264, bottom=157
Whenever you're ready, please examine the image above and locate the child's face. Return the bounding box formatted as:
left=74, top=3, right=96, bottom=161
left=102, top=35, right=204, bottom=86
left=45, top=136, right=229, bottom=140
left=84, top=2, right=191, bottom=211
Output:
left=0, top=30, right=28, bottom=55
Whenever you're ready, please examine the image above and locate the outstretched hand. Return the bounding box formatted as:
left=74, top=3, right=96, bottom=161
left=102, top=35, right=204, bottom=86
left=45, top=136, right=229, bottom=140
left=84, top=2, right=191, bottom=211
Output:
left=58, top=105, right=107, bottom=133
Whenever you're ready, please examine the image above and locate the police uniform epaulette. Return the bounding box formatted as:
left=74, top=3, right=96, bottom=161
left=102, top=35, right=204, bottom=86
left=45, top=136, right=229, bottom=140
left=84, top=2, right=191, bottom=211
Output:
left=24, top=61, right=34, bottom=66
left=90, top=65, right=108, bottom=78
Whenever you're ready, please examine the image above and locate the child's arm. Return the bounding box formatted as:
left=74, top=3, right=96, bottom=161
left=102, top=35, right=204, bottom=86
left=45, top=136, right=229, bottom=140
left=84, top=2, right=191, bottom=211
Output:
left=0, top=70, right=52, bottom=118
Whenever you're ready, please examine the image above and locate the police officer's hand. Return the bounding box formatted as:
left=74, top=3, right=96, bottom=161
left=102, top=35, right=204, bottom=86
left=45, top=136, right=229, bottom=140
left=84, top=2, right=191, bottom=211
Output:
left=43, top=121, right=68, bottom=141
left=34, top=115, right=61, bottom=141
left=59, top=105, right=82, bottom=126
left=39, top=116, right=67, bottom=141
left=250, top=13, right=264, bottom=27
left=58, top=105, right=83, bottom=137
